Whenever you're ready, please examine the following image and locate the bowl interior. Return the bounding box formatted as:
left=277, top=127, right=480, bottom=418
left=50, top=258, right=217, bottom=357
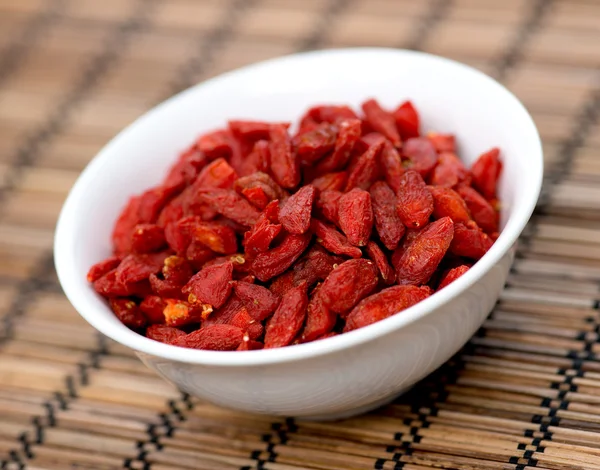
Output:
left=55, top=48, right=542, bottom=365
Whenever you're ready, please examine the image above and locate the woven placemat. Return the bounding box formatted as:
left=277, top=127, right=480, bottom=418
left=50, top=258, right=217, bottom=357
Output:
left=1, top=0, right=600, bottom=468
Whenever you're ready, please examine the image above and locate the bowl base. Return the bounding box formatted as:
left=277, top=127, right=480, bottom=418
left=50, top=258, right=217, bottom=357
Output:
left=296, top=386, right=412, bottom=421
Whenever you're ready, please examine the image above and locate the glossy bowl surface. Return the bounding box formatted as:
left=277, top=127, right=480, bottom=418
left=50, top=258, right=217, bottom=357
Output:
left=55, top=48, right=542, bottom=419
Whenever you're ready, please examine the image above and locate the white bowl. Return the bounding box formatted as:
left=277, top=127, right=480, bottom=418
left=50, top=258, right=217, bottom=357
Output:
left=55, top=48, right=542, bottom=420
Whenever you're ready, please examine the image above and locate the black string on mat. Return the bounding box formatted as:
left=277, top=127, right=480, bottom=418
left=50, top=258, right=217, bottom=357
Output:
left=0, top=0, right=158, bottom=209
left=0, top=0, right=66, bottom=86
left=161, top=0, right=255, bottom=100
left=404, top=0, right=454, bottom=51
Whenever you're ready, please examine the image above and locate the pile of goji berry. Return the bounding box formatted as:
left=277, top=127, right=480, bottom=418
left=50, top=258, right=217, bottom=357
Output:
left=88, top=98, right=502, bottom=351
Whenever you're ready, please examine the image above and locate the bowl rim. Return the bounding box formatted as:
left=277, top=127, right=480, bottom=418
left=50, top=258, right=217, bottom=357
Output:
left=54, top=47, right=543, bottom=367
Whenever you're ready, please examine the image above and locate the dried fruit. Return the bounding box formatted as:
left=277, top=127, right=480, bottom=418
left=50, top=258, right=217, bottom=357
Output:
left=361, top=98, right=401, bottom=147
left=438, top=265, right=470, bottom=290
left=344, top=285, right=432, bottom=331
left=264, top=283, right=309, bottom=348
left=311, top=219, right=362, bottom=259
left=393, top=101, right=420, bottom=140
left=269, top=123, right=300, bottom=189
left=91, top=98, right=502, bottom=350
left=316, top=189, right=342, bottom=224
left=365, top=241, right=395, bottom=285
left=471, top=147, right=502, bottom=199
left=301, top=287, right=336, bottom=342
left=403, top=137, right=438, bottom=178
left=450, top=222, right=493, bottom=260
left=319, top=259, right=379, bottom=314
left=396, top=170, right=433, bottom=229
left=182, top=261, right=233, bottom=309
left=233, top=281, right=280, bottom=321
left=337, top=188, right=373, bottom=246
left=456, top=185, right=498, bottom=233
left=251, top=233, right=311, bottom=282
left=430, top=152, right=470, bottom=188
left=396, top=217, right=454, bottom=286
left=146, top=324, right=185, bottom=344
left=430, top=186, right=471, bottom=224
left=174, top=325, right=243, bottom=350
left=279, top=184, right=316, bottom=234
left=109, top=298, right=146, bottom=329
left=370, top=181, right=405, bottom=251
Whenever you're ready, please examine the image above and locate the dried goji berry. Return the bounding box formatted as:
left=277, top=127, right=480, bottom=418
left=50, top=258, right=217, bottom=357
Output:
left=471, top=147, right=502, bottom=199
left=229, top=307, right=264, bottom=340
left=203, top=294, right=243, bottom=327
left=337, top=188, right=373, bottom=247
left=163, top=299, right=205, bottom=327
left=437, top=265, right=470, bottom=290
left=130, top=224, right=166, bottom=253
left=196, top=129, right=234, bottom=161
left=393, top=101, right=420, bottom=140
left=344, top=285, right=432, bottom=332
left=193, top=221, right=237, bottom=254
left=319, top=259, right=379, bottom=314
left=269, top=271, right=295, bottom=298
left=429, top=152, right=470, bottom=188
left=344, top=140, right=384, bottom=191
left=264, top=283, right=309, bottom=348
left=403, top=137, right=438, bottom=178
left=365, top=241, right=395, bottom=285
left=112, top=195, right=142, bottom=255
left=310, top=172, right=347, bottom=192
left=234, top=171, right=286, bottom=202
left=174, top=324, right=244, bottom=351
left=370, top=181, right=405, bottom=251
left=191, top=158, right=238, bottom=191
left=380, top=141, right=404, bottom=193
left=430, top=186, right=471, bottom=224
left=197, top=188, right=261, bottom=227
left=203, top=254, right=249, bottom=275
left=269, top=123, right=300, bottom=189
left=94, top=269, right=150, bottom=298
left=361, top=98, right=401, bottom=147
left=140, top=295, right=167, bottom=324
left=311, top=218, right=362, bottom=259
left=279, top=184, right=316, bottom=234
left=396, top=217, right=454, bottom=286
left=294, top=122, right=337, bottom=165
left=301, top=286, right=336, bottom=342
left=233, top=281, right=280, bottom=321
left=301, top=105, right=358, bottom=125
left=182, top=261, right=233, bottom=309
left=109, top=298, right=146, bottom=329
left=185, top=241, right=216, bottom=271
left=243, top=207, right=283, bottom=257
left=395, top=170, right=433, bottom=229
left=250, top=232, right=311, bottom=282
left=316, top=189, right=342, bottom=225
left=146, top=324, right=186, bottom=344
left=292, top=245, right=344, bottom=287
left=228, top=120, right=274, bottom=140
left=391, top=228, right=422, bottom=270
left=427, top=132, right=455, bottom=153
left=163, top=145, right=208, bottom=193
left=87, top=256, right=121, bottom=283
left=312, top=118, right=361, bottom=174
left=115, top=252, right=168, bottom=285
left=450, top=222, right=493, bottom=260
left=456, top=185, right=498, bottom=233
left=237, top=140, right=270, bottom=177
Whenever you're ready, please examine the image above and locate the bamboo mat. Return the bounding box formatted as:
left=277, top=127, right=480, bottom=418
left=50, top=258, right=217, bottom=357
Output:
left=1, top=0, right=600, bottom=468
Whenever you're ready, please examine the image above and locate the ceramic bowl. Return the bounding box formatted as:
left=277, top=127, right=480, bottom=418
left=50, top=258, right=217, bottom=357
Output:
left=54, top=48, right=542, bottom=420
